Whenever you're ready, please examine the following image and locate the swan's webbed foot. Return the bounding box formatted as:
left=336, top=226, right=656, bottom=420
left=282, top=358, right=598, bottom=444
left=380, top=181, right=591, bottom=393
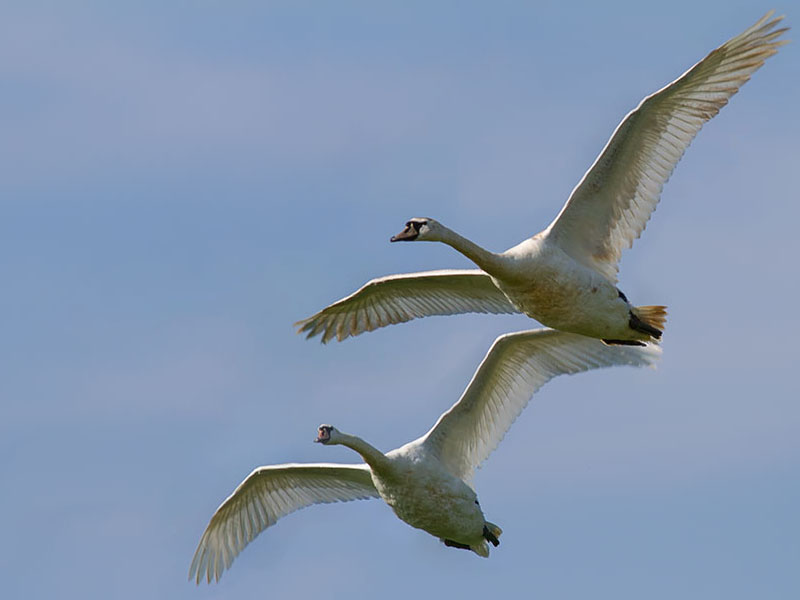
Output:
left=602, top=339, right=646, bottom=347
left=482, top=525, right=500, bottom=547
left=443, top=539, right=471, bottom=551
left=628, top=310, right=662, bottom=339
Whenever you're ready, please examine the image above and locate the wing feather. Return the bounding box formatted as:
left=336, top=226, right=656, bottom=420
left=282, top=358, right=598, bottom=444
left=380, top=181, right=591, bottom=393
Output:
left=546, top=12, right=788, bottom=282
left=421, top=330, right=661, bottom=482
left=189, top=463, right=377, bottom=583
left=296, top=270, right=519, bottom=343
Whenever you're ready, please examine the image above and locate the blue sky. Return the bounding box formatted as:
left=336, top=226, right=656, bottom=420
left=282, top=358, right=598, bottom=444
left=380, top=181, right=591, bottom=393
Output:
left=2, top=1, right=798, bottom=598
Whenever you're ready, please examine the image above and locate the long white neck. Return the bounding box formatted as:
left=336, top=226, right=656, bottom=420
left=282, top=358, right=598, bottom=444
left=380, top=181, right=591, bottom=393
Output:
left=436, top=225, right=509, bottom=277
left=334, top=432, right=390, bottom=473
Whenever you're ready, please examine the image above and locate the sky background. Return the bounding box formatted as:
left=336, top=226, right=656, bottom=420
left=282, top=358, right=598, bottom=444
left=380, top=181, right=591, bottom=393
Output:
left=2, top=1, right=799, bottom=598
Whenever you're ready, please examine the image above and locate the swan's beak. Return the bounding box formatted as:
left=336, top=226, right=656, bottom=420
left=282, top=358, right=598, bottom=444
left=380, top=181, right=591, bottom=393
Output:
left=390, top=224, right=418, bottom=242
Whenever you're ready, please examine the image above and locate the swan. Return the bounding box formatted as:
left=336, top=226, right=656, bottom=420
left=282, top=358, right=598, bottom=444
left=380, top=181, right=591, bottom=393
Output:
left=189, top=329, right=659, bottom=582
left=297, top=11, right=787, bottom=345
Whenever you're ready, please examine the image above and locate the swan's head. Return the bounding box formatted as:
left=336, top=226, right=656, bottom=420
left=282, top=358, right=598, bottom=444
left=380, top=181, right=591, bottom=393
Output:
left=314, top=424, right=339, bottom=445
left=390, top=218, right=442, bottom=242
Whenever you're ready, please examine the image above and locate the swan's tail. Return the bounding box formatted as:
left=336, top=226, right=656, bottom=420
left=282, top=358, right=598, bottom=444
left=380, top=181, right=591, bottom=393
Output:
left=470, top=522, right=502, bottom=557
left=444, top=522, right=503, bottom=557
left=631, top=305, right=668, bottom=340
left=472, top=541, right=490, bottom=558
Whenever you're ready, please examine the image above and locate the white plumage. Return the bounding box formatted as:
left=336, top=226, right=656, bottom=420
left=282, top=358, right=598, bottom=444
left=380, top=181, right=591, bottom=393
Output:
left=297, top=269, right=517, bottom=344
left=297, top=12, right=787, bottom=343
left=189, top=329, right=660, bottom=583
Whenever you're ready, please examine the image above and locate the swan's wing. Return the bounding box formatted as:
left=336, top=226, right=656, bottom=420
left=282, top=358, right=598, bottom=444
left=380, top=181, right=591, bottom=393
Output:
left=421, top=329, right=661, bottom=482
left=296, top=269, right=519, bottom=343
left=545, top=12, right=787, bottom=283
left=189, top=463, right=377, bottom=583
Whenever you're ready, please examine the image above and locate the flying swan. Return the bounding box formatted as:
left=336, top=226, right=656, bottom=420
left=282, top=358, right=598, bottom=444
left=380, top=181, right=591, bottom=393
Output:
left=189, top=329, right=659, bottom=583
left=297, top=12, right=787, bottom=345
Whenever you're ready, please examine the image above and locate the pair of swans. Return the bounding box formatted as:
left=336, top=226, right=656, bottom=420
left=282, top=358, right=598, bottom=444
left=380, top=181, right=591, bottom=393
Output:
left=190, top=329, right=660, bottom=583
left=190, top=12, right=787, bottom=583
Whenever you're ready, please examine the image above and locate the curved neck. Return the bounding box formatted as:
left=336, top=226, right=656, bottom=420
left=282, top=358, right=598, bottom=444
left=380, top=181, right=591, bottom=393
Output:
left=335, top=432, right=389, bottom=472
left=437, top=226, right=508, bottom=277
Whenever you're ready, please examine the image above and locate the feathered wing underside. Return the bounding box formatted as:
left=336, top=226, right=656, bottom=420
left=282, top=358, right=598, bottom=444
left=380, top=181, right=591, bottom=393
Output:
left=296, top=270, right=519, bottom=343
left=545, top=12, right=788, bottom=283
left=189, top=463, right=377, bottom=583
left=421, top=329, right=661, bottom=482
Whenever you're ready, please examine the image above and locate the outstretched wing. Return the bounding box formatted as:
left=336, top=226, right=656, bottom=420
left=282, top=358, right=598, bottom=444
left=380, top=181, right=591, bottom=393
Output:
left=296, top=270, right=519, bottom=343
left=545, top=12, right=787, bottom=283
left=421, top=329, right=661, bottom=483
left=189, top=463, right=377, bottom=583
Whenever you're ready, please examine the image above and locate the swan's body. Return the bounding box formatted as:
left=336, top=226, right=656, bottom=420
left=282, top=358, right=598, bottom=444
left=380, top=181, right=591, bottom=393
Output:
left=189, top=329, right=660, bottom=582
left=297, top=12, right=786, bottom=344
left=477, top=232, right=635, bottom=341
left=358, top=438, right=492, bottom=553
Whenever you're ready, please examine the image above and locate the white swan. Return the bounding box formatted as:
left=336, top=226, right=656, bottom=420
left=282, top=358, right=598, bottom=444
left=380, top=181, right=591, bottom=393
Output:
left=189, top=329, right=660, bottom=583
left=297, top=12, right=787, bottom=344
